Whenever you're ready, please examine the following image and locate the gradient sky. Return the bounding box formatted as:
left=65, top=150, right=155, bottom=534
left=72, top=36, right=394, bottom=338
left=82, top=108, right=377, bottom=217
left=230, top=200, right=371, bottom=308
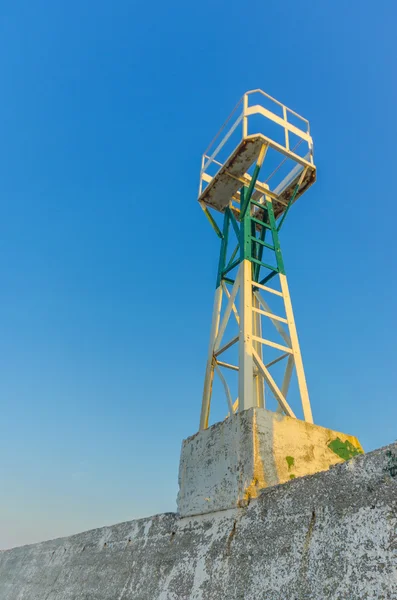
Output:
left=0, top=0, right=396, bottom=550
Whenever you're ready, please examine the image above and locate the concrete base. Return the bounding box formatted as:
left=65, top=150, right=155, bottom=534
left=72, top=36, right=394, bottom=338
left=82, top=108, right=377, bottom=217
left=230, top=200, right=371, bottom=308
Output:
left=1, top=443, right=396, bottom=600
left=177, top=408, right=363, bottom=516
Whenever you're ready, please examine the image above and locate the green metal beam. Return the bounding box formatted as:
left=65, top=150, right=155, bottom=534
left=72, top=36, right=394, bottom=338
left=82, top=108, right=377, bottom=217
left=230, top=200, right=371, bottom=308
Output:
left=251, top=217, right=271, bottom=229
left=222, top=258, right=241, bottom=277
left=266, top=199, right=285, bottom=275
left=253, top=222, right=267, bottom=282
left=277, top=183, right=299, bottom=232
left=216, top=210, right=230, bottom=287
left=240, top=145, right=267, bottom=219
left=250, top=236, right=274, bottom=251
left=228, top=208, right=240, bottom=239
left=240, top=188, right=252, bottom=261
left=225, top=243, right=239, bottom=271
left=251, top=257, right=278, bottom=271
left=259, top=270, right=278, bottom=286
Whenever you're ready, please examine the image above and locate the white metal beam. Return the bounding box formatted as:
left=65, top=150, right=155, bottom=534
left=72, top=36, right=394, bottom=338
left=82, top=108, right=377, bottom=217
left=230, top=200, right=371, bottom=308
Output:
left=252, top=280, right=283, bottom=297
left=238, top=260, right=255, bottom=411
left=253, top=293, right=264, bottom=409
left=214, top=270, right=240, bottom=351
left=254, top=290, right=291, bottom=346
left=252, top=348, right=296, bottom=418
left=221, top=280, right=240, bottom=325
left=214, top=335, right=239, bottom=357
left=252, top=335, right=293, bottom=355
left=214, top=362, right=234, bottom=415
left=200, top=286, right=223, bottom=430
left=279, top=274, right=313, bottom=423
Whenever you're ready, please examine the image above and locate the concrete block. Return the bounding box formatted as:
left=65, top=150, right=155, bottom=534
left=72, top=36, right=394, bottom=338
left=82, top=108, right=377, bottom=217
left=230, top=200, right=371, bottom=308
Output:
left=177, top=408, right=363, bottom=516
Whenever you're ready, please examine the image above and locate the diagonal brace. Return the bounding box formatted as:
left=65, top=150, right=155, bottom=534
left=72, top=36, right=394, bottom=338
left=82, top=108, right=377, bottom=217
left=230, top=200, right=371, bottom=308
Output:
left=214, top=270, right=241, bottom=351
left=199, top=201, right=223, bottom=239
left=252, top=348, right=296, bottom=418
left=240, top=144, right=268, bottom=219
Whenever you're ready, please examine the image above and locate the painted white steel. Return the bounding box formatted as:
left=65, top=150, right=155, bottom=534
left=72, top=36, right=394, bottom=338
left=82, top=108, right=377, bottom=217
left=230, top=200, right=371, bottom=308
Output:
left=245, top=89, right=310, bottom=125
left=200, top=286, right=223, bottom=430
left=243, top=93, right=248, bottom=138
left=252, top=280, right=283, bottom=297
left=238, top=260, right=255, bottom=411
left=245, top=105, right=312, bottom=144
left=253, top=293, right=265, bottom=409
left=203, top=114, right=243, bottom=173
left=199, top=89, right=315, bottom=216
left=252, top=305, right=288, bottom=324
left=203, top=97, right=243, bottom=156
left=252, top=335, right=293, bottom=355
left=199, top=89, right=315, bottom=430
left=216, top=360, right=239, bottom=372
left=254, top=290, right=291, bottom=346
left=214, top=362, right=234, bottom=415
left=281, top=355, right=294, bottom=399
left=214, top=335, right=239, bottom=357
left=245, top=134, right=313, bottom=169
left=279, top=274, right=313, bottom=423
left=282, top=105, right=289, bottom=150
left=221, top=281, right=240, bottom=325
left=276, top=355, right=295, bottom=415
left=265, top=352, right=290, bottom=369
left=252, top=348, right=296, bottom=418
left=214, top=270, right=240, bottom=351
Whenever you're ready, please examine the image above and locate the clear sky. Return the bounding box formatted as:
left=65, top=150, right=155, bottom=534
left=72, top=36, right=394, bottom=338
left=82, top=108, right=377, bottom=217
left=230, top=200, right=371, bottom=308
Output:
left=0, top=0, right=396, bottom=550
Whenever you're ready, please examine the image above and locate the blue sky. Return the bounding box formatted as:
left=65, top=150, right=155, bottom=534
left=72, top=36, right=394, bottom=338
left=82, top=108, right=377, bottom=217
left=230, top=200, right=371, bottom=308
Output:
left=0, top=0, right=396, bottom=549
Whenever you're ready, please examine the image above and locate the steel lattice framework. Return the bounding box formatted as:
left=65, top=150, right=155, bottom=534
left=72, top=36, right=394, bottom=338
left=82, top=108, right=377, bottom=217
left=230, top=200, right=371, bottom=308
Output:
left=198, top=89, right=316, bottom=430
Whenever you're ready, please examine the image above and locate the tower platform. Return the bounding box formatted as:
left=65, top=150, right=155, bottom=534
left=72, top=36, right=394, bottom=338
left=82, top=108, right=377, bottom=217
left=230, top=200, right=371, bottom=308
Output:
left=199, top=90, right=316, bottom=219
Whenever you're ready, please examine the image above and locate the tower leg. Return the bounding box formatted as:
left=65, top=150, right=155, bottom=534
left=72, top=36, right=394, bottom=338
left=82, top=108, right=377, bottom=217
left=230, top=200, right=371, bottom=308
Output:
left=238, top=259, right=255, bottom=411
left=279, top=274, right=313, bottom=423
left=253, top=293, right=265, bottom=408
left=200, top=286, right=223, bottom=430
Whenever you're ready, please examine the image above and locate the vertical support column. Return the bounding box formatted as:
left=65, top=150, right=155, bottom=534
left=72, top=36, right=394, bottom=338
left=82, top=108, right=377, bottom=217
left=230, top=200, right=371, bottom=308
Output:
left=200, top=286, right=223, bottom=430
left=253, top=293, right=265, bottom=408
left=266, top=197, right=313, bottom=423
left=238, top=187, right=255, bottom=411
left=200, top=209, right=230, bottom=430
left=239, top=259, right=255, bottom=411
left=242, top=93, right=248, bottom=138
left=279, top=274, right=313, bottom=424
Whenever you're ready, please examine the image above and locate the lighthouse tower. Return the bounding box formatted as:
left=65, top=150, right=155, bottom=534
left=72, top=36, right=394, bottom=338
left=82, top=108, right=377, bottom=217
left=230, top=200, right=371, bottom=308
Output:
left=177, top=90, right=363, bottom=517
left=198, top=89, right=315, bottom=429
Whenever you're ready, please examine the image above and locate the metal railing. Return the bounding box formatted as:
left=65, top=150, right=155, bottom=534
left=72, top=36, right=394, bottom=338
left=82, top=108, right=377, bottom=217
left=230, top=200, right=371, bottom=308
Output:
left=199, top=89, right=314, bottom=199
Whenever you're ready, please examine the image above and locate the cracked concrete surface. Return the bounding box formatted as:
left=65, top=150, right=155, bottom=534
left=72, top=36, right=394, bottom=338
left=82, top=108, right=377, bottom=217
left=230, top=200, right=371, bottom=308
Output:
left=0, top=442, right=396, bottom=599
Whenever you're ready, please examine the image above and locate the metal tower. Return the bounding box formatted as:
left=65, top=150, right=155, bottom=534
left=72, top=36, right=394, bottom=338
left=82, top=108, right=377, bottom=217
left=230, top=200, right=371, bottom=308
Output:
left=198, top=89, right=316, bottom=430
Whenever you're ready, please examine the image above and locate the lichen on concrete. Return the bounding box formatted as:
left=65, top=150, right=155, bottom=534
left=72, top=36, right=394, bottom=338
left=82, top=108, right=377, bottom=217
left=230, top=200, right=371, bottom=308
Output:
left=328, top=437, right=364, bottom=460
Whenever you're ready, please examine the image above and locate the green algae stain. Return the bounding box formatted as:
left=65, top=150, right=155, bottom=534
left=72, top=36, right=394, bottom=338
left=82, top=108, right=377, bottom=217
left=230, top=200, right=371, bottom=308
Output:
left=328, top=438, right=363, bottom=461
left=286, top=456, right=296, bottom=480
left=286, top=456, right=295, bottom=470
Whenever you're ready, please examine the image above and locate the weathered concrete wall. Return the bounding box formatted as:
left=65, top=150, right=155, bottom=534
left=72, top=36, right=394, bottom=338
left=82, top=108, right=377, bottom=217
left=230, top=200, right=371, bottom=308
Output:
left=178, top=408, right=363, bottom=516
left=1, top=443, right=396, bottom=599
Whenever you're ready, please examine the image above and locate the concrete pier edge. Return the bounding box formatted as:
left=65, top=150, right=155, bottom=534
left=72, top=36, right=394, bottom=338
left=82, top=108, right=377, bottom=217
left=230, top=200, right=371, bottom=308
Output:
left=1, top=441, right=396, bottom=599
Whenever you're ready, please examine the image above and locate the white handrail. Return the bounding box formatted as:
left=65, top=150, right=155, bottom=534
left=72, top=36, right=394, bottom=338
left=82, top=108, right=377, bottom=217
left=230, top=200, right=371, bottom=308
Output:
left=203, top=114, right=243, bottom=173
left=199, top=89, right=314, bottom=201
left=203, top=97, right=243, bottom=156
